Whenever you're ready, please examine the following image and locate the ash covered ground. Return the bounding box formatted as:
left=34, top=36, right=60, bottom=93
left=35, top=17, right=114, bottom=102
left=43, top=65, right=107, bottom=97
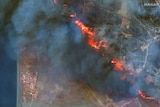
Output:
left=1, top=0, right=160, bottom=107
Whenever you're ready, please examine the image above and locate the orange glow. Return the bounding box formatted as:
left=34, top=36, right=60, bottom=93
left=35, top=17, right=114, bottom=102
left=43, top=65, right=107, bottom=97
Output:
left=138, top=90, right=155, bottom=100
left=54, top=0, right=57, bottom=4
left=63, top=4, right=68, bottom=6
left=111, top=58, right=138, bottom=83
left=120, top=74, right=126, bottom=80
left=70, top=13, right=76, bottom=18
left=87, top=39, right=108, bottom=50
left=74, top=20, right=95, bottom=36
left=87, top=39, right=100, bottom=50
left=74, top=20, right=107, bottom=50
left=111, top=59, right=125, bottom=71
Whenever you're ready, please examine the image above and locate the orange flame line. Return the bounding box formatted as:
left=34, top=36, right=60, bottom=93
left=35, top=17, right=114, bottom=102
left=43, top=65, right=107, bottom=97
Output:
left=74, top=20, right=141, bottom=83
left=74, top=20, right=95, bottom=36
left=138, top=90, right=155, bottom=100
left=74, top=20, right=108, bottom=51
left=87, top=39, right=100, bottom=50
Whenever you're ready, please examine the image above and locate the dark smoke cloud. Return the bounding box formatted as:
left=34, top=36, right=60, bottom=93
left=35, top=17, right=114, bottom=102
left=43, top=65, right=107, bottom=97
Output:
left=10, top=0, right=111, bottom=99
left=1, top=0, right=160, bottom=105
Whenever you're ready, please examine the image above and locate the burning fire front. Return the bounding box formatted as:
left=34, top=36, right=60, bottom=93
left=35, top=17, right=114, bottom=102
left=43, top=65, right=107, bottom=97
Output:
left=17, top=0, right=160, bottom=107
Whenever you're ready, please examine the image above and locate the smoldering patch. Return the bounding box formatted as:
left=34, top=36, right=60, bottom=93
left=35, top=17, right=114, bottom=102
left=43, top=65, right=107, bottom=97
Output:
left=11, top=0, right=160, bottom=106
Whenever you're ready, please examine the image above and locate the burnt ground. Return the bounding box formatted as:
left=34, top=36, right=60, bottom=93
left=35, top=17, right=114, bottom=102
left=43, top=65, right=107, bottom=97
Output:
left=0, top=0, right=160, bottom=107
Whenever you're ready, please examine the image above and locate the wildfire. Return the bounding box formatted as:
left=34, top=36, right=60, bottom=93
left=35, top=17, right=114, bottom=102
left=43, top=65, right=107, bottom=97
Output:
left=52, top=1, right=159, bottom=103
left=120, top=74, right=127, bottom=81
left=74, top=20, right=134, bottom=81
left=63, top=3, right=68, bottom=6
left=111, top=59, right=126, bottom=71
left=74, top=20, right=107, bottom=50
left=111, top=59, right=136, bottom=81
left=138, top=90, right=155, bottom=100
left=74, top=20, right=95, bottom=36
left=54, top=0, right=57, bottom=4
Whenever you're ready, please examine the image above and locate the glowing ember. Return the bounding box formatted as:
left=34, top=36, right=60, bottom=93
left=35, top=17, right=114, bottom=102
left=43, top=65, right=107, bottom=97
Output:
left=63, top=4, right=68, bottom=6
left=54, top=0, right=57, bottom=4
left=111, top=59, right=125, bottom=71
left=74, top=20, right=138, bottom=83
left=74, top=20, right=95, bottom=36
left=87, top=39, right=100, bottom=50
left=74, top=20, right=107, bottom=50
left=138, top=90, right=155, bottom=100
left=120, top=74, right=126, bottom=81
left=111, top=59, right=136, bottom=81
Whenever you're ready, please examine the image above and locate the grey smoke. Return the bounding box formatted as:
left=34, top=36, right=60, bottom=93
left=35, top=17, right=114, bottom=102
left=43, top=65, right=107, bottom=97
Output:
left=1, top=0, right=160, bottom=103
